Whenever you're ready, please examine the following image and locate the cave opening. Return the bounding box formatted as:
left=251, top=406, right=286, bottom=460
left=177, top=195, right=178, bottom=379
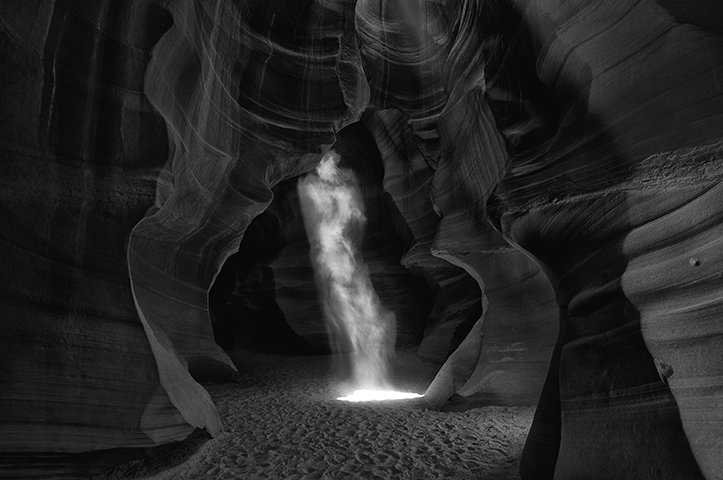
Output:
left=208, top=127, right=434, bottom=351
left=207, top=122, right=447, bottom=398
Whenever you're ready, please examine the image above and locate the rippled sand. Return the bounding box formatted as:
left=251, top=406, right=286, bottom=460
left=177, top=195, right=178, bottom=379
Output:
left=116, top=350, right=533, bottom=480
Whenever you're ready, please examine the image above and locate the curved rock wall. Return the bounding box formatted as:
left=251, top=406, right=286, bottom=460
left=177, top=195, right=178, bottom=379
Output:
left=0, top=0, right=370, bottom=473
left=355, top=0, right=723, bottom=477
left=127, top=0, right=368, bottom=438
left=483, top=1, right=723, bottom=478
left=364, top=111, right=485, bottom=367
left=356, top=0, right=558, bottom=409
left=2, top=0, right=722, bottom=479
left=0, top=0, right=195, bottom=459
left=365, top=109, right=557, bottom=407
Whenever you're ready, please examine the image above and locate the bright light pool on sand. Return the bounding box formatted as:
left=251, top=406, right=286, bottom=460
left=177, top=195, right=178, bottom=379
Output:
left=337, top=389, right=424, bottom=402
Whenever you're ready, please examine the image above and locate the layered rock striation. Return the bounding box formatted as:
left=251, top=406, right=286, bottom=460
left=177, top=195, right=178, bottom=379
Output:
left=1, top=0, right=722, bottom=479
left=1, top=0, right=370, bottom=474
left=0, top=0, right=194, bottom=462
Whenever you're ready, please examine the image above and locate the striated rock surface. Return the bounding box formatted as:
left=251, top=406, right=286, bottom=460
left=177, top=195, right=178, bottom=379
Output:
left=355, top=0, right=723, bottom=477
left=480, top=1, right=723, bottom=478
left=2, top=0, right=723, bottom=479
left=0, top=0, right=197, bottom=462
left=365, top=111, right=485, bottom=367
left=356, top=0, right=558, bottom=409
left=365, top=110, right=557, bottom=407
left=127, top=0, right=368, bottom=438
left=0, top=0, right=369, bottom=475
left=125, top=0, right=371, bottom=451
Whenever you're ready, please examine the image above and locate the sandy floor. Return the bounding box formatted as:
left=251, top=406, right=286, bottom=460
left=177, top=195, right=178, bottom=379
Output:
left=140, top=350, right=533, bottom=480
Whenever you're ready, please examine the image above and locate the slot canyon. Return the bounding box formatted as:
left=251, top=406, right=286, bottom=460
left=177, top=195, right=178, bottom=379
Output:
left=0, top=1, right=722, bottom=479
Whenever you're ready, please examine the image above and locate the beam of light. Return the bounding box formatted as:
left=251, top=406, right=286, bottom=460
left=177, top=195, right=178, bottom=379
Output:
left=337, top=389, right=424, bottom=403
left=300, top=151, right=414, bottom=400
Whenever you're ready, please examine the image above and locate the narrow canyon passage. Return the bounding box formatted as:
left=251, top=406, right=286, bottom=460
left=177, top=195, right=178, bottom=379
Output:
left=3, top=1, right=723, bottom=479
left=102, top=350, right=532, bottom=480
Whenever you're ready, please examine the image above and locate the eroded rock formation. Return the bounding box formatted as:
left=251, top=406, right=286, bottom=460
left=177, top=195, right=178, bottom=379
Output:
left=2, top=0, right=722, bottom=479
left=0, top=0, right=195, bottom=465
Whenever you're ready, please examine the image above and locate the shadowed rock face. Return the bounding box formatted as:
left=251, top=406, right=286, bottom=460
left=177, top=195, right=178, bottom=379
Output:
left=0, top=0, right=193, bottom=459
left=480, top=2, right=723, bottom=478
left=364, top=109, right=558, bottom=405
left=2, top=0, right=723, bottom=479
left=1, top=0, right=369, bottom=475
left=126, top=0, right=369, bottom=443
